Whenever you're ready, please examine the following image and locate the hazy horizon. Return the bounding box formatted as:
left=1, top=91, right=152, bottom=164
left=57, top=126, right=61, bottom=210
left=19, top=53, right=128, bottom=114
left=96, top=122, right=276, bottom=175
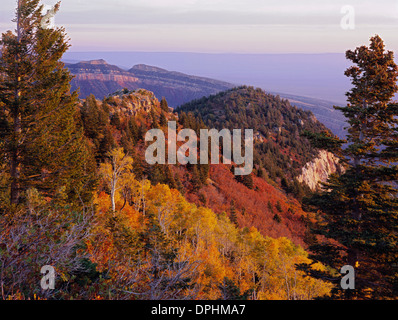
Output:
left=2, top=0, right=398, bottom=54
left=63, top=51, right=353, bottom=104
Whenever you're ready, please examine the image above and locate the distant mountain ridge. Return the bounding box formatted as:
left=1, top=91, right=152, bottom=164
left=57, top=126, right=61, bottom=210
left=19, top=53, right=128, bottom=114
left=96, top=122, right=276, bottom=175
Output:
left=62, top=52, right=352, bottom=103
left=65, top=59, right=234, bottom=107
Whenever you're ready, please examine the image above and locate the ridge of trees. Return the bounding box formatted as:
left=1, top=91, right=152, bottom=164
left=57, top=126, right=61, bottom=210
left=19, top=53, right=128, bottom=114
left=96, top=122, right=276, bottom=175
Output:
left=177, top=86, right=330, bottom=198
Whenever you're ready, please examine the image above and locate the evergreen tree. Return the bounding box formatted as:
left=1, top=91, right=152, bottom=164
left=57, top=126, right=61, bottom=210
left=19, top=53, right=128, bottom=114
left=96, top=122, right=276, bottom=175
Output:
left=160, top=97, right=169, bottom=113
left=219, top=277, right=252, bottom=300
left=235, top=173, right=254, bottom=190
left=174, top=173, right=184, bottom=194
left=257, top=166, right=265, bottom=178
left=267, top=200, right=273, bottom=213
left=0, top=0, right=96, bottom=206
left=150, top=108, right=159, bottom=129
left=190, top=165, right=202, bottom=192
left=303, top=35, right=398, bottom=299
left=275, top=201, right=283, bottom=213
left=138, top=124, right=148, bottom=142
left=229, top=201, right=239, bottom=227
left=164, top=165, right=177, bottom=189
left=148, top=164, right=165, bottom=186
left=198, top=163, right=209, bottom=185
left=273, top=213, right=282, bottom=224
left=128, top=117, right=140, bottom=143
left=281, top=176, right=290, bottom=193
left=110, top=112, right=121, bottom=130
left=80, top=94, right=110, bottom=155
left=98, top=128, right=116, bottom=163
left=159, top=112, right=168, bottom=127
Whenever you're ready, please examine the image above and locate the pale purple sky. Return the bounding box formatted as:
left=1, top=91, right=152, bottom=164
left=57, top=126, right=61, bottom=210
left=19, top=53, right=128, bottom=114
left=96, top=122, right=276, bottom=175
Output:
left=1, top=0, right=398, bottom=53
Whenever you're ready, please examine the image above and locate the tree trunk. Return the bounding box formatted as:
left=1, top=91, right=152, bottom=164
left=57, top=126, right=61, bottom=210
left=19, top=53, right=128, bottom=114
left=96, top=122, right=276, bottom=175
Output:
left=111, top=181, right=116, bottom=213
left=10, top=116, right=21, bottom=205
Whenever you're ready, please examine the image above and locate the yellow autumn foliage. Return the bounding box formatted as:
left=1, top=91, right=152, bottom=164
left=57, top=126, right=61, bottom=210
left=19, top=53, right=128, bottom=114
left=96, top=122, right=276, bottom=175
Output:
left=88, top=171, right=332, bottom=300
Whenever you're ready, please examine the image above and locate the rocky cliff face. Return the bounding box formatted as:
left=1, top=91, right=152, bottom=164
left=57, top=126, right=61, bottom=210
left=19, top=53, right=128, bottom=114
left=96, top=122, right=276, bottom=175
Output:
left=297, top=150, right=343, bottom=191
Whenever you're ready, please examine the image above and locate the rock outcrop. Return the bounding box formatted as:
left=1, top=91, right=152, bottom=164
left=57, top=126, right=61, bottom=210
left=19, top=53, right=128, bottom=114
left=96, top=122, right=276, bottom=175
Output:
left=107, top=89, right=160, bottom=117
left=297, top=150, right=343, bottom=191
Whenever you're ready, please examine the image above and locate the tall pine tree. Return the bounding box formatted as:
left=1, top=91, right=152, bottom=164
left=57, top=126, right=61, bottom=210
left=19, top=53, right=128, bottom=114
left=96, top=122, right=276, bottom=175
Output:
left=0, top=0, right=96, bottom=207
left=303, top=35, right=398, bottom=299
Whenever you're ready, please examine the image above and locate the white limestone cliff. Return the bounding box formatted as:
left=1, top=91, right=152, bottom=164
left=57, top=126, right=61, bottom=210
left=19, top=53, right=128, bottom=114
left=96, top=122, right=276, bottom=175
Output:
left=298, top=150, right=343, bottom=191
